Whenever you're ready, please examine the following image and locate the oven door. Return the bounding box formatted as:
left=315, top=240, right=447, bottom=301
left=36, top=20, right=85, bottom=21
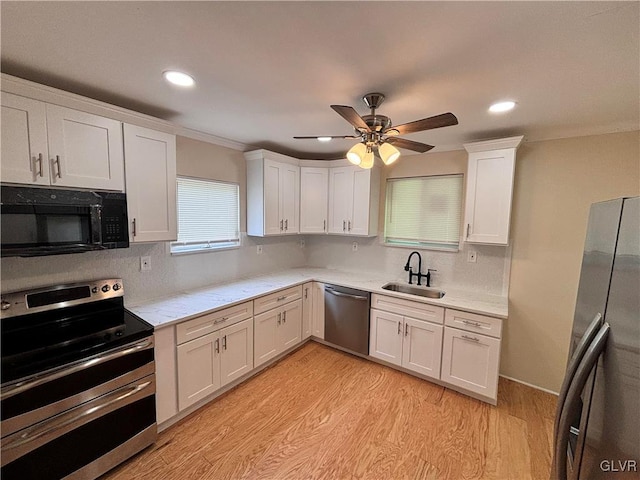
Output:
left=0, top=374, right=156, bottom=480
left=0, top=203, right=103, bottom=257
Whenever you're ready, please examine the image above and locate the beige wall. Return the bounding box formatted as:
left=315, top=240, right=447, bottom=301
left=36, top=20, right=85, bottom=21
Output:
left=176, top=136, right=248, bottom=231
left=506, top=130, right=640, bottom=392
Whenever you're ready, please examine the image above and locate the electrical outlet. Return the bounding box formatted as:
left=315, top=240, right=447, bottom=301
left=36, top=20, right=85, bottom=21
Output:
left=299, top=239, right=305, bottom=248
left=140, top=256, right=151, bottom=271
left=467, top=250, right=477, bottom=263
left=352, top=242, right=358, bottom=252
left=257, top=245, right=263, bottom=254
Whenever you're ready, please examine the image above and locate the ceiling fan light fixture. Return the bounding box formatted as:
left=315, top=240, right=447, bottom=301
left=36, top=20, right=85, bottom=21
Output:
left=347, top=143, right=366, bottom=165
left=379, top=142, right=400, bottom=165
left=360, top=150, right=375, bottom=169
left=489, top=101, right=516, bottom=113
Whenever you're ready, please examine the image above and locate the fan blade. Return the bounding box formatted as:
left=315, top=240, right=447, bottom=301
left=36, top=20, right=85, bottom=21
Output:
left=293, top=135, right=360, bottom=139
left=386, top=112, right=458, bottom=136
left=386, top=137, right=435, bottom=153
left=330, top=105, right=371, bottom=131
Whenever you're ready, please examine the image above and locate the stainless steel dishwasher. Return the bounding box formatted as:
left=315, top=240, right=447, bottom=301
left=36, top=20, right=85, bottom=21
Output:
left=324, top=284, right=371, bottom=356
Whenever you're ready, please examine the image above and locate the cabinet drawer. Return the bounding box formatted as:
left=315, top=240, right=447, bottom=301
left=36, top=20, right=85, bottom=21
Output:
left=371, top=294, right=444, bottom=324
left=176, top=301, right=253, bottom=345
left=254, top=286, right=302, bottom=315
left=445, top=309, right=502, bottom=339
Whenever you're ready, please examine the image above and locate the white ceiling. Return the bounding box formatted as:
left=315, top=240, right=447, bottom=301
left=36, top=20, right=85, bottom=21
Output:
left=1, top=1, right=638, bottom=159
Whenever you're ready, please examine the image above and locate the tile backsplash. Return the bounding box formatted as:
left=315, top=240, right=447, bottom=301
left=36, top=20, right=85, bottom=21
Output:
left=1, top=234, right=510, bottom=303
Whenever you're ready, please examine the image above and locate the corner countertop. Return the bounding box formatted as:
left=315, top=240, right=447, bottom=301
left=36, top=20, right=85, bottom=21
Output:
left=127, top=268, right=508, bottom=329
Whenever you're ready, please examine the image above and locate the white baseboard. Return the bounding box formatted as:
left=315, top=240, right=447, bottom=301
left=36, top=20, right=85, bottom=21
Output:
left=499, top=374, right=559, bottom=396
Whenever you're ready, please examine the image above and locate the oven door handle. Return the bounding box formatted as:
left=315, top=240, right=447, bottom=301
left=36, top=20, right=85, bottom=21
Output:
left=1, top=337, right=154, bottom=400
left=1, top=378, right=155, bottom=467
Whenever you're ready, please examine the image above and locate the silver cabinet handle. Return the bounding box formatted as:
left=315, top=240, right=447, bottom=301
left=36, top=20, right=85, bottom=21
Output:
left=285, top=219, right=288, bottom=231
left=55, top=155, right=62, bottom=178
left=462, top=320, right=482, bottom=327
left=277, top=295, right=286, bottom=301
left=466, top=224, right=471, bottom=238
left=343, top=220, right=346, bottom=232
left=277, top=312, right=282, bottom=325
left=280, top=219, right=283, bottom=231
left=554, top=313, right=602, bottom=439
left=222, top=335, right=227, bottom=350
left=323, top=219, right=326, bottom=231
left=348, top=220, right=351, bottom=231
left=215, top=338, right=220, bottom=353
left=304, top=288, right=308, bottom=299
left=132, top=218, right=137, bottom=237
left=397, top=321, right=402, bottom=335
left=462, top=334, right=480, bottom=342
left=213, top=316, right=228, bottom=325
left=404, top=323, right=409, bottom=337
left=37, top=153, right=44, bottom=177
left=324, top=288, right=368, bottom=301
left=1, top=338, right=153, bottom=400
left=554, top=323, right=610, bottom=480
left=283, top=311, right=287, bottom=323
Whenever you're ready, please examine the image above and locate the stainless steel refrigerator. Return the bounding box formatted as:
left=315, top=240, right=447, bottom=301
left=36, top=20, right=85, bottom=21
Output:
left=552, top=197, right=639, bottom=479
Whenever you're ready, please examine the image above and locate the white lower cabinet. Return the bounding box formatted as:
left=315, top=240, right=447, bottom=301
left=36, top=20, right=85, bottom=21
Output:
left=254, top=299, right=302, bottom=368
left=302, top=281, right=325, bottom=340
left=302, top=282, right=313, bottom=339
left=177, top=318, right=253, bottom=410
left=369, top=307, right=443, bottom=380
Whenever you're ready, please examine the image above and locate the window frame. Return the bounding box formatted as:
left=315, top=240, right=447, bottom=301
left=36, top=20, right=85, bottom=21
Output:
left=170, top=175, right=241, bottom=255
left=382, top=173, right=464, bottom=252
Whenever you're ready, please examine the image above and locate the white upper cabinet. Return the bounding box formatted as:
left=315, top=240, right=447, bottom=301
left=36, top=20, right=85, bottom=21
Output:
left=463, top=136, right=523, bottom=245
left=327, top=165, right=379, bottom=236
left=246, top=150, right=300, bottom=236
left=300, top=167, right=329, bottom=234
left=123, top=124, right=177, bottom=243
left=1, top=93, right=125, bottom=191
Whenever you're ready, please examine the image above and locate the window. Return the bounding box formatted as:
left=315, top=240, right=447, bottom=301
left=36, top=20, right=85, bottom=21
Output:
left=170, top=177, right=240, bottom=253
left=384, top=174, right=463, bottom=250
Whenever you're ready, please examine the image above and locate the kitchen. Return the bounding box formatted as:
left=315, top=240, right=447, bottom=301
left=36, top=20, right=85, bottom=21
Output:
left=1, top=2, right=638, bottom=480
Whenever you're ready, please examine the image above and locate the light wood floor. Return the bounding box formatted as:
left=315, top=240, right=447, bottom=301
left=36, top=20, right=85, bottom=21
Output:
left=103, top=342, right=557, bottom=480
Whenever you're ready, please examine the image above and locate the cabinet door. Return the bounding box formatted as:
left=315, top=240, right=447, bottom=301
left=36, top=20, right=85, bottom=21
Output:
left=328, top=167, right=353, bottom=234
left=369, top=309, right=403, bottom=366
left=280, top=163, right=300, bottom=234
left=464, top=149, right=515, bottom=245
left=402, top=318, right=443, bottom=380
left=263, top=159, right=282, bottom=235
left=46, top=104, right=125, bottom=191
left=123, top=124, right=177, bottom=242
left=1, top=93, right=50, bottom=185
left=349, top=168, right=371, bottom=235
left=312, top=282, right=325, bottom=339
left=254, top=308, right=280, bottom=367
left=154, top=326, right=178, bottom=424
left=220, top=318, right=254, bottom=387
left=441, top=327, right=500, bottom=401
left=280, top=300, right=302, bottom=350
left=302, top=282, right=313, bottom=340
left=177, top=332, right=221, bottom=410
left=300, top=167, right=329, bottom=233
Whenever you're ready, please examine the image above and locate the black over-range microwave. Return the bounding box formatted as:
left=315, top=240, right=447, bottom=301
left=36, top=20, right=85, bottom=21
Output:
left=0, top=185, right=129, bottom=257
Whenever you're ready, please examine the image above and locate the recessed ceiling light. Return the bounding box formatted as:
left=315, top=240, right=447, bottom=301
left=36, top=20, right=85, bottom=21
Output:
left=489, top=101, right=516, bottom=113
left=317, top=137, right=332, bottom=142
left=163, top=70, right=195, bottom=87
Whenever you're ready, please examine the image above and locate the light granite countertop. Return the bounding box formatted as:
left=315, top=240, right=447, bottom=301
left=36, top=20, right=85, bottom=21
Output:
left=128, top=268, right=508, bottom=329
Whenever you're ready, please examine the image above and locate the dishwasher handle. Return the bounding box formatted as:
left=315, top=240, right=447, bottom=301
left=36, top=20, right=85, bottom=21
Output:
left=325, top=287, right=368, bottom=301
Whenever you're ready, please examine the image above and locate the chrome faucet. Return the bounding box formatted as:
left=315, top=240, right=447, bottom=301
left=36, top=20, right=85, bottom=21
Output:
left=404, top=251, right=437, bottom=287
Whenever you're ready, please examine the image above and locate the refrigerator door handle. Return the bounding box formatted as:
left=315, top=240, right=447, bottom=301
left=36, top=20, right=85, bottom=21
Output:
left=553, top=313, right=603, bottom=436
left=554, top=323, right=610, bottom=480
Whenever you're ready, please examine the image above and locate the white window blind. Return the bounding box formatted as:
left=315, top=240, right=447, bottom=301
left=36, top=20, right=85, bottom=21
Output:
left=384, top=174, right=463, bottom=250
left=171, top=177, right=240, bottom=253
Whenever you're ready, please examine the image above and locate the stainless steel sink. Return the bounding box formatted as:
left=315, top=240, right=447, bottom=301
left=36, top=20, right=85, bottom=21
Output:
left=381, top=282, right=445, bottom=299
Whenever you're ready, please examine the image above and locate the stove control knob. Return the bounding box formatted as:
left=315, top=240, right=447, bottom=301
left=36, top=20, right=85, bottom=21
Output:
left=1, top=300, right=10, bottom=310
left=112, top=283, right=121, bottom=291
left=101, top=285, right=111, bottom=293
left=91, top=287, right=99, bottom=294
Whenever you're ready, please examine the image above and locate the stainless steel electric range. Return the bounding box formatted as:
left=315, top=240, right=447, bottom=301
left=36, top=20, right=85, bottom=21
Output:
left=1, top=279, right=156, bottom=480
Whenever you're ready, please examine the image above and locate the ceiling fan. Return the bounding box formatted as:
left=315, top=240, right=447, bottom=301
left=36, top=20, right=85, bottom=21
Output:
left=294, top=93, right=458, bottom=168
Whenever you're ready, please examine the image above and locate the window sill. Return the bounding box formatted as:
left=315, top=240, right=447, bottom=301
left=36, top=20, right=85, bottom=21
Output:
left=381, top=239, right=460, bottom=253
left=170, top=243, right=241, bottom=256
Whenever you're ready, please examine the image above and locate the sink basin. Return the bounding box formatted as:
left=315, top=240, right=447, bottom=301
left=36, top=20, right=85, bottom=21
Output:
left=381, top=283, right=445, bottom=299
